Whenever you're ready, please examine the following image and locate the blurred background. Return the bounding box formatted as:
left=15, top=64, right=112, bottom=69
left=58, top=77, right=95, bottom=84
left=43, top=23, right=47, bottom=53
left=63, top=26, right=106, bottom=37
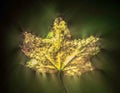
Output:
left=1, top=0, right=120, bottom=93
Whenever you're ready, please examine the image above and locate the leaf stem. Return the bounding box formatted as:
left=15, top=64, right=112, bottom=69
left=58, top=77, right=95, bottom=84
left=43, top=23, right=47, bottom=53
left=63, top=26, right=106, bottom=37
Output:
left=58, top=71, right=68, bottom=93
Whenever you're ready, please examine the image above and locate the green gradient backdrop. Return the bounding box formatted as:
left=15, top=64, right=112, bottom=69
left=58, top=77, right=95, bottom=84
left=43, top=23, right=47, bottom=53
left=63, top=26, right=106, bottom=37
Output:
left=1, top=0, right=120, bottom=93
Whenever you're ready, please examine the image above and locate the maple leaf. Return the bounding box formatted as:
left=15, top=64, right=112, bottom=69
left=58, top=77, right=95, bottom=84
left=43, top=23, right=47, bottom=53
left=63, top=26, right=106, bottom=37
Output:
left=21, top=17, right=100, bottom=76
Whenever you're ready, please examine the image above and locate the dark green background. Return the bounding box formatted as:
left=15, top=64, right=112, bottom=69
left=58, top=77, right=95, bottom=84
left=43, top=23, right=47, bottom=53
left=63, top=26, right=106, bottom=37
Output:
left=1, top=0, right=120, bottom=93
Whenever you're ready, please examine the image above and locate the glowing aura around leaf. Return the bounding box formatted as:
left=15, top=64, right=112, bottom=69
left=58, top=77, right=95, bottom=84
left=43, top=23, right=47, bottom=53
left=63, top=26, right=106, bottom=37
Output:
left=21, top=17, right=100, bottom=76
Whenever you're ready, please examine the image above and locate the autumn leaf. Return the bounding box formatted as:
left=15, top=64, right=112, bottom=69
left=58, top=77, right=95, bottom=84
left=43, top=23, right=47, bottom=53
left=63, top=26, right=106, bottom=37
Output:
left=21, top=17, right=100, bottom=76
